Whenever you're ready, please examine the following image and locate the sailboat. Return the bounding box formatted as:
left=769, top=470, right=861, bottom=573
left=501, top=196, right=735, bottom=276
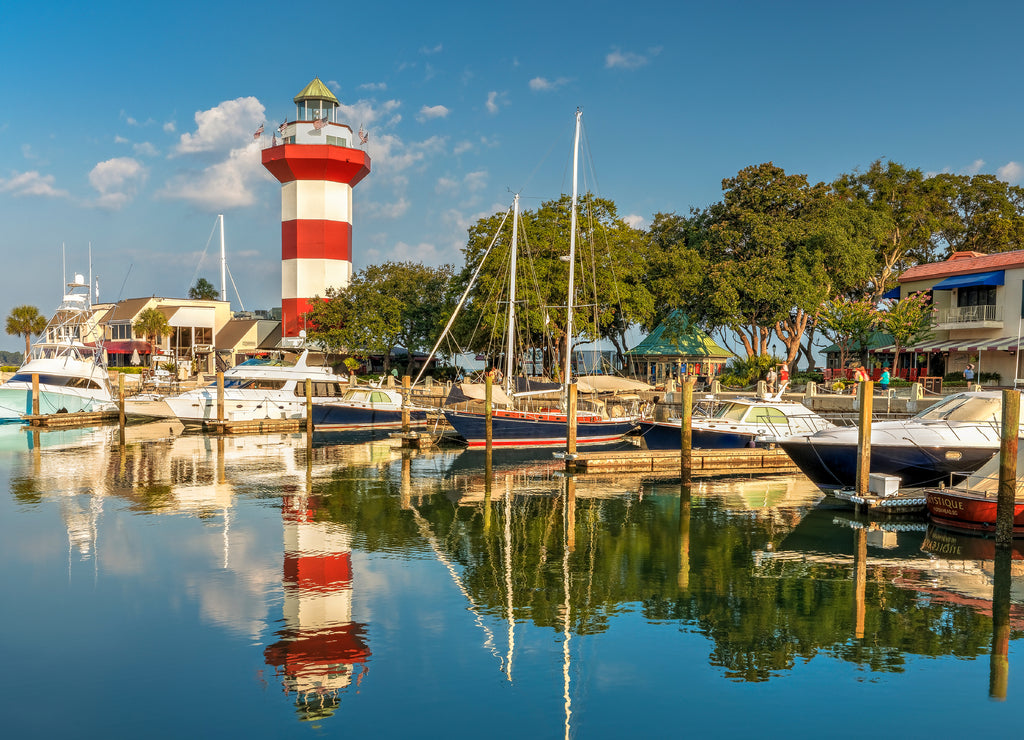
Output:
left=0, top=272, right=115, bottom=421
left=442, top=111, right=640, bottom=448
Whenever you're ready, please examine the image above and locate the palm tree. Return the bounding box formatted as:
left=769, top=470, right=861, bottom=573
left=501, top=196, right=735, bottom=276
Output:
left=133, top=307, right=171, bottom=362
left=188, top=277, right=220, bottom=300
left=5, top=305, right=47, bottom=359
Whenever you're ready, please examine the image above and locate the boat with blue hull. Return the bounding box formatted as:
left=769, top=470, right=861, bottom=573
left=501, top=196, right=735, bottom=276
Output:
left=443, top=406, right=636, bottom=449
left=312, top=387, right=429, bottom=430
left=780, top=391, right=1010, bottom=490
left=639, top=397, right=831, bottom=450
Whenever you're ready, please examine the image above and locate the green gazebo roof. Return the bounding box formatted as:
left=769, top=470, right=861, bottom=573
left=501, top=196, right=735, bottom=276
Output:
left=625, top=311, right=733, bottom=358
left=820, top=330, right=894, bottom=355
left=294, top=77, right=339, bottom=105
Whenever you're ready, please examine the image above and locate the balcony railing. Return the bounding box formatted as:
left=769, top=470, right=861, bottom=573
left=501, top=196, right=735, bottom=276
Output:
left=934, top=304, right=1002, bottom=326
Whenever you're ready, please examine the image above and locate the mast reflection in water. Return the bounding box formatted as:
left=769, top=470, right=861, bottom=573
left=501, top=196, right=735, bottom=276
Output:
left=2, top=425, right=1024, bottom=737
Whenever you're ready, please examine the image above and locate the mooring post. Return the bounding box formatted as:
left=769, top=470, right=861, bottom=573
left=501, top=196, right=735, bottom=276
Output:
left=485, top=374, right=493, bottom=456
left=990, top=543, right=1012, bottom=700
left=216, top=371, right=225, bottom=422
left=402, top=375, right=411, bottom=433
left=995, top=389, right=1020, bottom=547
left=680, top=377, right=694, bottom=486
left=305, top=378, right=313, bottom=439
left=31, top=373, right=39, bottom=416
left=118, top=372, right=126, bottom=431
left=566, top=382, right=578, bottom=457
left=855, top=379, right=874, bottom=497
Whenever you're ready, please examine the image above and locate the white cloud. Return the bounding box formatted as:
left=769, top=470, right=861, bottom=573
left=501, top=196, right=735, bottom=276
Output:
left=464, top=170, right=487, bottom=192
left=174, top=97, right=266, bottom=155
left=157, top=140, right=266, bottom=210
left=998, top=161, right=1023, bottom=184
left=367, top=133, right=447, bottom=175
left=963, top=159, right=985, bottom=175
left=421, top=43, right=443, bottom=55
left=417, top=105, right=450, bottom=122
left=623, top=214, right=647, bottom=230
left=114, top=135, right=130, bottom=145
left=336, top=98, right=400, bottom=130
left=453, top=140, right=473, bottom=155
left=359, top=82, right=387, bottom=91
left=529, top=76, right=571, bottom=92
left=605, top=48, right=650, bottom=70
left=88, top=157, right=147, bottom=210
left=485, top=91, right=509, bottom=115
left=0, top=170, right=68, bottom=198
left=363, top=197, right=410, bottom=220
left=436, top=177, right=458, bottom=193
left=163, top=121, right=176, bottom=133
left=133, top=141, right=159, bottom=157
left=21, top=144, right=36, bottom=160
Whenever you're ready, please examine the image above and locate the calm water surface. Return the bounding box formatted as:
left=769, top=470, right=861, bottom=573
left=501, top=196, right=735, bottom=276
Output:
left=1, top=423, right=1021, bottom=738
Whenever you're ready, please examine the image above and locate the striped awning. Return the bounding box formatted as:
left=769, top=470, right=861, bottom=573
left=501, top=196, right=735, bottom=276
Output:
left=871, top=337, right=1021, bottom=353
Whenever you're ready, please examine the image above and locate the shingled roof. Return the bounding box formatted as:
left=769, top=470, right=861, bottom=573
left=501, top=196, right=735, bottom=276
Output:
left=625, top=311, right=733, bottom=358
left=899, top=250, right=1024, bottom=283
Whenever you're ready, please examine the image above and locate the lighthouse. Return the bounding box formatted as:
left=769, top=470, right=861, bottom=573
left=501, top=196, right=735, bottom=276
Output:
left=262, top=78, right=371, bottom=338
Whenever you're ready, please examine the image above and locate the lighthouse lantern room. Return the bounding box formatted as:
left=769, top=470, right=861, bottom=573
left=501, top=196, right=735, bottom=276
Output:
left=262, top=78, right=371, bottom=338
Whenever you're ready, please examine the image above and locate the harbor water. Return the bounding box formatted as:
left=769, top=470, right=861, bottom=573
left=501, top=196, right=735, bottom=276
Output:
left=2, top=423, right=1022, bottom=738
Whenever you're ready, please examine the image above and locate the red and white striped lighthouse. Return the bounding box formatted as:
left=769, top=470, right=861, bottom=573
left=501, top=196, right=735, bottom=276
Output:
left=262, top=78, right=371, bottom=337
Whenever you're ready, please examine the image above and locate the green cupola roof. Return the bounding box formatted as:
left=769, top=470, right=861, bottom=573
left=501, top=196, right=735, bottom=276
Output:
left=293, top=77, right=339, bottom=105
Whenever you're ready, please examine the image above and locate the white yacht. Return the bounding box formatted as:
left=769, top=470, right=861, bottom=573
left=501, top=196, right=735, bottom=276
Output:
left=0, top=275, right=115, bottom=421
left=163, top=350, right=346, bottom=426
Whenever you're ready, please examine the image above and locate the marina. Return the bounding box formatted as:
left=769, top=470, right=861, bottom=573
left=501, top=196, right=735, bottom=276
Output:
left=2, top=422, right=1024, bottom=737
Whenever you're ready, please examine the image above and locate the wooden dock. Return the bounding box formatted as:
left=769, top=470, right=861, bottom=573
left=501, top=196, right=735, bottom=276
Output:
left=560, top=447, right=798, bottom=476
left=22, top=410, right=119, bottom=428
left=201, top=418, right=304, bottom=434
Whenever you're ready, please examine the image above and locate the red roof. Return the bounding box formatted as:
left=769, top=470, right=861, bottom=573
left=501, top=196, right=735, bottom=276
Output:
left=900, top=250, right=1024, bottom=283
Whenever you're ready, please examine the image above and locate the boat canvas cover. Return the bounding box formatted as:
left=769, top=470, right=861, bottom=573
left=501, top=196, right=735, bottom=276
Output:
left=445, top=382, right=513, bottom=407
left=575, top=375, right=652, bottom=393
left=958, top=446, right=1024, bottom=493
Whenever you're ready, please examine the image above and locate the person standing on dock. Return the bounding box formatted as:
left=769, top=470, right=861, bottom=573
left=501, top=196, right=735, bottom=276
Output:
left=779, top=363, right=789, bottom=391
left=879, top=367, right=890, bottom=392
left=765, top=366, right=777, bottom=394
left=964, top=363, right=974, bottom=385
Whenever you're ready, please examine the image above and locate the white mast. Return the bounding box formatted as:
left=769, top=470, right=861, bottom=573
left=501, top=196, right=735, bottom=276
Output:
left=219, top=214, right=227, bottom=302
left=562, top=109, right=581, bottom=392
left=504, top=194, right=520, bottom=396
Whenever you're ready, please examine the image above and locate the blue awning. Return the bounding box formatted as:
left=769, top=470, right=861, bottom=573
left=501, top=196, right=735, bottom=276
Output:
left=931, top=270, right=1004, bottom=290
left=881, top=286, right=901, bottom=299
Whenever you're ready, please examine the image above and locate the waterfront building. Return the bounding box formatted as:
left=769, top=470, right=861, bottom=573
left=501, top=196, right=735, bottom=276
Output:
left=876, top=250, right=1024, bottom=385
left=625, top=310, right=733, bottom=385
left=262, top=78, right=372, bottom=338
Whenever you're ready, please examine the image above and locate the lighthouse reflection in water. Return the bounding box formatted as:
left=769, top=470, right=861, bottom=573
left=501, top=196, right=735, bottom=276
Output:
left=3, top=424, right=1024, bottom=737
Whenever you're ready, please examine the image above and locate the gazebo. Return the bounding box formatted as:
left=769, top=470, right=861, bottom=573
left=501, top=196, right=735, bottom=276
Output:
left=625, top=311, right=733, bottom=385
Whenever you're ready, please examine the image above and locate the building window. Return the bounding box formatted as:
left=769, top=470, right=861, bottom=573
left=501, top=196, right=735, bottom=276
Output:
left=957, top=286, right=997, bottom=307
left=109, top=322, right=132, bottom=340
left=326, top=135, right=348, bottom=147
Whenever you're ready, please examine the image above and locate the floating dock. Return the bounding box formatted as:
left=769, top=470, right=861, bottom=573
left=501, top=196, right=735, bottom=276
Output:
left=823, top=488, right=927, bottom=516
left=560, top=447, right=798, bottom=476
left=202, top=418, right=304, bottom=434
left=22, top=410, right=119, bottom=428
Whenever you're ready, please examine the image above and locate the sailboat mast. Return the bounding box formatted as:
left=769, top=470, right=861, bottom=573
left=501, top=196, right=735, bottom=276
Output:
left=505, top=194, right=520, bottom=395
left=562, top=109, right=581, bottom=391
left=219, top=214, right=227, bottom=302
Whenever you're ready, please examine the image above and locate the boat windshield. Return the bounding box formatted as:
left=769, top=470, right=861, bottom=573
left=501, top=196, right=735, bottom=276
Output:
left=915, top=395, right=1001, bottom=422
left=221, top=378, right=287, bottom=390
left=711, top=403, right=750, bottom=422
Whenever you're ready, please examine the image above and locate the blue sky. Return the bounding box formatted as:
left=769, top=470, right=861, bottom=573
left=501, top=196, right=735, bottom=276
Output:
left=2, top=0, right=1022, bottom=353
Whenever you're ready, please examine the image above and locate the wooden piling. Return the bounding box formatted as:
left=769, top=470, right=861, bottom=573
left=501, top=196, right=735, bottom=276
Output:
left=485, top=375, right=493, bottom=456
left=855, top=379, right=874, bottom=497
left=402, top=375, right=411, bottom=433
left=216, top=371, right=225, bottom=422
left=118, top=373, right=126, bottom=431
left=990, top=543, right=1012, bottom=700
left=680, top=377, right=694, bottom=486
left=31, top=373, right=39, bottom=416
left=995, top=389, right=1020, bottom=547
left=305, top=377, right=313, bottom=438
left=566, top=382, right=578, bottom=455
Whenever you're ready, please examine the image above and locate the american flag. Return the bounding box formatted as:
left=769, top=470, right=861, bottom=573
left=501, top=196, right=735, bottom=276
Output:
left=358, top=126, right=369, bottom=144
left=313, top=116, right=328, bottom=130
left=277, top=122, right=287, bottom=134
left=253, top=123, right=264, bottom=139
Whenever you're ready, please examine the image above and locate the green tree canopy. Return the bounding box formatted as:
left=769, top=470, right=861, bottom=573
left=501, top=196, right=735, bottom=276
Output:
left=5, top=305, right=47, bottom=358
left=188, top=277, right=219, bottom=300
left=133, top=307, right=170, bottom=349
